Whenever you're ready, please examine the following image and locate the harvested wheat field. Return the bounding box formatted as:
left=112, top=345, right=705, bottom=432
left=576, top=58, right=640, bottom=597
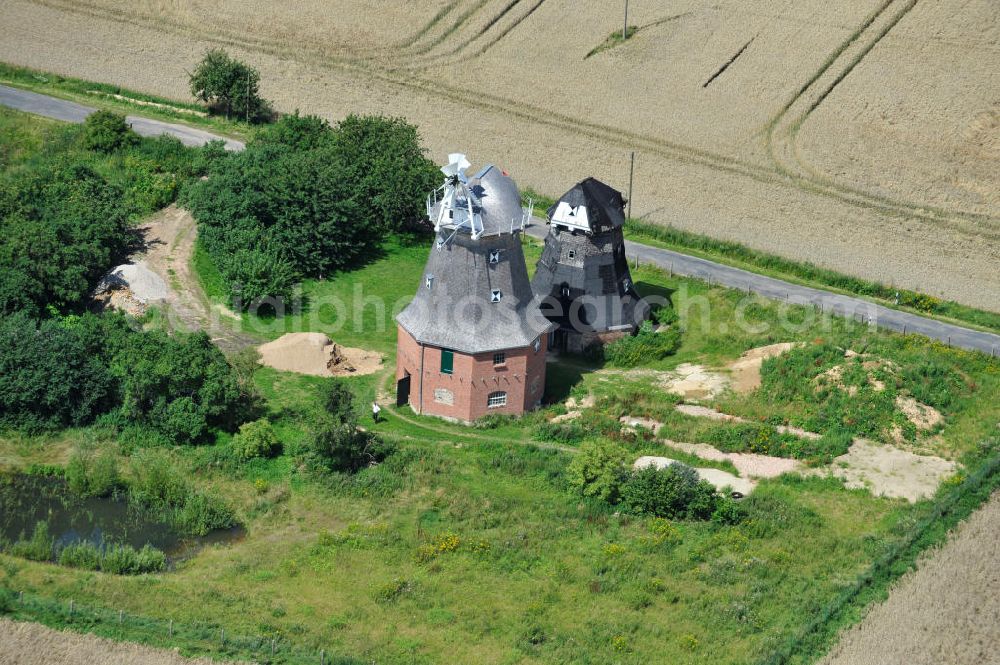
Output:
left=822, top=491, right=1000, bottom=665
left=0, top=0, right=998, bottom=308
left=0, top=618, right=240, bottom=665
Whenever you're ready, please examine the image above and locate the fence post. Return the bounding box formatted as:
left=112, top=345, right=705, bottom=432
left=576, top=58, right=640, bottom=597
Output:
left=271, top=638, right=276, bottom=655
left=221, top=628, right=225, bottom=645
left=169, top=619, right=173, bottom=637
left=321, top=649, right=326, bottom=665
left=18, top=591, right=23, bottom=604
left=69, top=600, right=74, bottom=616
left=119, top=609, right=124, bottom=624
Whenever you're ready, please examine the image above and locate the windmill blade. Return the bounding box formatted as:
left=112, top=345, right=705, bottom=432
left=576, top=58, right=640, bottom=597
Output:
left=441, top=153, right=470, bottom=178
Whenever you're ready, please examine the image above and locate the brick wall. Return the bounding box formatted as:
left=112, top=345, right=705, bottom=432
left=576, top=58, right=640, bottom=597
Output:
left=395, top=324, right=547, bottom=422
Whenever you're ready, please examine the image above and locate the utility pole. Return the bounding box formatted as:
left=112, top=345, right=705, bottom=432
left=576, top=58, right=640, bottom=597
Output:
left=623, top=0, right=630, bottom=39
left=627, top=151, right=635, bottom=221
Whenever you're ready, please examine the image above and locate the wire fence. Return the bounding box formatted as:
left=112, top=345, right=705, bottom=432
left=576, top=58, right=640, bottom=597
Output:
left=1, top=589, right=356, bottom=665
left=757, top=443, right=1000, bottom=665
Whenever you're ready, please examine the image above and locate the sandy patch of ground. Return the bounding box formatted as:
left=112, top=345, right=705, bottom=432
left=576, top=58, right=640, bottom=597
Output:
left=728, top=342, right=798, bottom=393
left=96, top=205, right=257, bottom=352
left=551, top=411, right=581, bottom=423
left=633, top=456, right=756, bottom=495
left=0, top=618, right=237, bottom=665
left=896, top=396, right=943, bottom=431
left=660, top=364, right=729, bottom=401
left=819, top=439, right=958, bottom=503
left=665, top=440, right=802, bottom=479
left=619, top=416, right=664, bottom=434
left=822, top=490, right=1000, bottom=665
left=257, top=332, right=382, bottom=377
left=565, top=395, right=595, bottom=409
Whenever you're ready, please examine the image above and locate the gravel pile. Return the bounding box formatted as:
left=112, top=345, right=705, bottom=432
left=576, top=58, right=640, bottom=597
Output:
left=95, top=263, right=168, bottom=303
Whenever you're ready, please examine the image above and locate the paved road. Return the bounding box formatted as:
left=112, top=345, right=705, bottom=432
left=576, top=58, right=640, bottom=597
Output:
left=523, top=223, right=1000, bottom=356
left=2, top=82, right=998, bottom=355
left=0, top=84, right=244, bottom=150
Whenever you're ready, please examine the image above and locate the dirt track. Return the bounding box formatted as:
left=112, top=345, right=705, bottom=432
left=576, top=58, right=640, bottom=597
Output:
left=822, top=490, right=1000, bottom=665
left=0, top=0, right=997, bottom=310
left=0, top=618, right=240, bottom=665
left=137, top=205, right=256, bottom=353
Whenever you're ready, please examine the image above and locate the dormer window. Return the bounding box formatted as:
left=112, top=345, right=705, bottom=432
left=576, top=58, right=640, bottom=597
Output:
left=489, top=249, right=501, bottom=264
left=491, top=290, right=502, bottom=303
left=425, top=274, right=434, bottom=289
left=567, top=250, right=576, bottom=259
left=623, top=278, right=632, bottom=291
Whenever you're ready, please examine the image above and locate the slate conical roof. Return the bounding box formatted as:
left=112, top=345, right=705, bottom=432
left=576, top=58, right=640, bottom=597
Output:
left=546, top=177, right=626, bottom=234
left=397, top=165, right=552, bottom=355
left=532, top=177, right=649, bottom=335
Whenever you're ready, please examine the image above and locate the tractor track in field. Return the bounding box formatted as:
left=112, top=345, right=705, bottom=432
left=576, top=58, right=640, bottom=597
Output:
left=32, top=0, right=1000, bottom=239
left=766, top=0, right=951, bottom=221
left=21, top=0, right=1000, bottom=240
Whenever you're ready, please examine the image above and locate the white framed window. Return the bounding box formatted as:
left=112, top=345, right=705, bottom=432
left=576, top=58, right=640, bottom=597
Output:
left=493, top=352, right=506, bottom=366
left=623, top=278, right=632, bottom=291
left=567, top=250, right=576, bottom=259
left=487, top=391, right=507, bottom=408
left=491, top=289, right=502, bottom=303
left=533, top=337, right=542, bottom=353
left=489, top=249, right=501, bottom=264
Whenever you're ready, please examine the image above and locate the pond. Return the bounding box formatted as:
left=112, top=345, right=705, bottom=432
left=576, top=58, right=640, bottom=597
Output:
left=0, top=474, right=243, bottom=562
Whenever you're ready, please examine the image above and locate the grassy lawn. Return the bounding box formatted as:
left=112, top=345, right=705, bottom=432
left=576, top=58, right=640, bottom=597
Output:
left=4, top=237, right=1000, bottom=664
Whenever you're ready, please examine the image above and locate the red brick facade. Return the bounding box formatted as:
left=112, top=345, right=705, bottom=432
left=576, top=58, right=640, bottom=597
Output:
left=396, top=324, right=548, bottom=422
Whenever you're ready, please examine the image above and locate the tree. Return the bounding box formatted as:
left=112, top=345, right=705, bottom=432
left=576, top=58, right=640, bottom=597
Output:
left=81, top=110, right=138, bottom=153
left=567, top=440, right=628, bottom=504
left=620, top=463, right=718, bottom=520
left=189, top=49, right=271, bottom=122
left=0, top=162, right=134, bottom=314
left=183, top=112, right=438, bottom=309
left=331, top=115, right=440, bottom=233
left=232, top=418, right=280, bottom=460
left=326, top=378, right=356, bottom=424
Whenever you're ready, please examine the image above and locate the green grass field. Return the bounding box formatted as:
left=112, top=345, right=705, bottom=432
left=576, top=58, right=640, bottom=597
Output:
left=5, top=227, right=1000, bottom=664
left=3, top=95, right=1000, bottom=665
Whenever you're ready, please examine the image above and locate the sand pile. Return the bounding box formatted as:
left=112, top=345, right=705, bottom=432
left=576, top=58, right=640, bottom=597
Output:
left=95, top=263, right=169, bottom=303
left=257, top=333, right=382, bottom=377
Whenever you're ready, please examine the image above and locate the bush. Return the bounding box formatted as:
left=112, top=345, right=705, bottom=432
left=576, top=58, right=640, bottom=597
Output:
left=81, top=110, right=138, bottom=153
left=605, top=321, right=682, bottom=368
left=9, top=521, right=54, bottom=561
left=100, top=543, right=166, bottom=575
left=325, top=378, right=357, bottom=424
left=305, top=416, right=392, bottom=474
left=66, top=446, right=120, bottom=497
left=128, top=450, right=235, bottom=536
left=567, top=440, right=628, bottom=504
left=58, top=541, right=102, bottom=570
left=620, top=464, right=718, bottom=520
left=232, top=418, right=280, bottom=460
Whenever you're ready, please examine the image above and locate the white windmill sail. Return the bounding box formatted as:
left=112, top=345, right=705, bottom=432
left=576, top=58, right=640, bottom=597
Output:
left=429, top=152, right=483, bottom=239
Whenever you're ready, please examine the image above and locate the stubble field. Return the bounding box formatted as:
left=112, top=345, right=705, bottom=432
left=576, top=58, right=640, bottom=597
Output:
left=0, top=0, right=997, bottom=309
left=822, top=490, right=1000, bottom=665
